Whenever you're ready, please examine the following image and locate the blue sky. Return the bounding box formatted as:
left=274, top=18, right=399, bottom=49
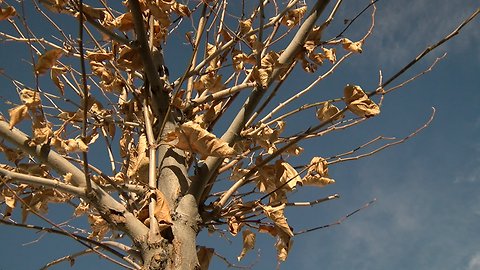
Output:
left=1, top=1, right=479, bottom=269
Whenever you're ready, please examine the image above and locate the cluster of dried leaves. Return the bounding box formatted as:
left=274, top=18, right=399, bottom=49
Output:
left=0, top=0, right=390, bottom=266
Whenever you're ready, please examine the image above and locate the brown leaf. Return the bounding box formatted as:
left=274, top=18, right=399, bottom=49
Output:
left=86, top=51, right=113, bottom=61
left=20, top=89, right=41, bottom=108
left=344, top=84, right=380, bottom=118
left=261, top=204, right=293, bottom=237
left=118, top=46, right=143, bottom=70
left=228, top=216, right=243, bottom=236
left=173, top=3, right=190, bottom=17
left=342, top=38, right=363, bottom=53
left=238, top=229, right=256, bottom=261
left=165, top=121, right=236, bottom=158
left=35, top=49, right=63, bottom=74
left=316, top=102, right=344, bottom=122
left=88, top=214, right=110, bottom=240
left=64, top=138, right=89, bottom=152
left=8, top=105, right=29, bottom=129
left=197, top=246, right=214, bottom=270
left=301, top=157, right=335, bottom=187
left=114, top=12, right=134, bottom=32
left=0, top=6, right=16, bottom=20
left=50, top=66, right=67, bottom=95
left=281, top=6, right=307, bottom=28
left=153, top=190, right=173, bottom=225
left=322, top=47, right=336, bottom=63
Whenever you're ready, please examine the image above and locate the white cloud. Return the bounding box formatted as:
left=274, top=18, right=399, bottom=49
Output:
left=467, top=252, right=480, bottom=270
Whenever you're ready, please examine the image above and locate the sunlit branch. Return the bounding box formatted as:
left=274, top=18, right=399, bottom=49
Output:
left=384, top=53, right=447, bottom=94
left=328, top=108, right=436, bottom=165
left=373, top=8, right=479, bottom=95
left=0, top=182, right=134, bottom=269
left=294, top=198, right=376, bottom=235
left=0, top=167, right=85, bottom=196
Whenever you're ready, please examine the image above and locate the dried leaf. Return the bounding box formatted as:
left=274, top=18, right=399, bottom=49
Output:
left=64, top=138, right=89, bottom=152
left=322, top=47, right=336, bottom=63
left=277, top=160, right=302, bottom=191
left=118, top=46, right=143, bottom=70
left=20, top=89, right=41, bottom=108
left=165, top=121, right=236, bottom=158
left=281, top=6, right=307, bottom=28
left=35, top=49, right=63, bottom=74
left=73, top=200, right=89, bottom=216
left=316, top=102, right=344, bottom=122
left=239, top=19, right=256, bottom=45
left=114, top=12, right=134, bottom=32
left=344, top=84, right=380, bottom=117
left=173, top=3, right=190, bottom=17
left=88, top=214, right=109, bottom=240
left=153, top=190, right=173, bottom=225
left=228, top=216, right=243, bottom=236
left=0, top=6, right=16, bottom=20
left=8, top=105, right=28, bottom=129
left=261, top=204, right=293, bottom=238
left=238, top=229, right=256, bottom=261
left=301, top=157, right=335, bottom=187
left=197, top=246, right=214, bottom=270
left=342, top=38, right=363, bottom=53
left=86, top=51, right=113, bottom=61
left=50, top=66, right=67, bottom=95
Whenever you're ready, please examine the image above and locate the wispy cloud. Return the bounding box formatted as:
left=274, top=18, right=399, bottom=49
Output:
left=467, top=252, right=480, bottom=270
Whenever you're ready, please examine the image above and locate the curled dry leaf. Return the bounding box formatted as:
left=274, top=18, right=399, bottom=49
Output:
left=262, top=204, right=293, bottom=237
left=228, top=216, right=243, bottom=236
left=261, top=204, right=293, bottom=261
left=316, top=102, right=344, bottom=122
left=21, top=189, right=72, bottom=222
left=86, top=51, right=113, bottom=61
left=114, top=12, right=134, bottom=32
left=281, top=6, right=307, bottom=28
left=344, top=84, right=380, bottom=118
left=197, top=246, right=214, bottom=270
left=239, top=19, right=257, bottom=45
left=238, top=229, right=256, bottom=261
left=165, top=121, right=236, bottom=158
left=35, top=49, right=63, bottom=74
left=20, top=89, right=41, bottom=108
left=8, top=105, right=28, bottom=129
left=173, top=2, right=190, bottom=17
left=342, top=38, right=363, bottom=53
left=252, top=51, right=280, bottom=88
left=0, top=6, right=16, bottom=20
left=301, top=157, right=335, bottom=187
left=153, top=189, right=173, bottom=225
left=88, top=214, right=110, bottom=240
left=50, top=66, right=67, bottom=95
left=118, top=46, right=143, bottom=70
left=232, top=49, right=255, bottom=71
left=322, top=47, right=336, bottom=63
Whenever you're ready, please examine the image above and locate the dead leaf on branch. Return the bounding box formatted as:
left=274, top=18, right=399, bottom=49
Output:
left=281, top=6, right=307, bottom=28
left=138, top=190, right=173, bottom=229
left=316, top=102, right=344, bottom=122
left=197, top=246, right=214, bottom=270
left=261, top=204, right=293, bottom=261
left=35, top=49, right=63, bottom=74
left=341, top=38, right=363, bottom=53
left=113, top=12, right=134, bottom=32
left=21, top=188, right=71, bottom=222
left=88, top=214, right=110, bottom=240
left=301, top=157, right=335, bottom=187
left=239, top=18, right=257, bottom=45
left=228, top=215, right=244, bottom=236
left=8, top=105, right=29, bottom=129
left=238, top=229, right=256, bottom=261
left=20, top=89, right=41, bottom=108
left=50, top=66, right=67, bottom=95
left=344, top=84, right=380, bottom=118
left=165, top=121, right=236, bottom=158
left=0, top=6, right=16, bottom=20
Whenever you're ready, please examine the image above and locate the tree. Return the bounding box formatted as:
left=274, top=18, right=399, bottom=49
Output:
left=0, top=0, right=478, bottom=269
